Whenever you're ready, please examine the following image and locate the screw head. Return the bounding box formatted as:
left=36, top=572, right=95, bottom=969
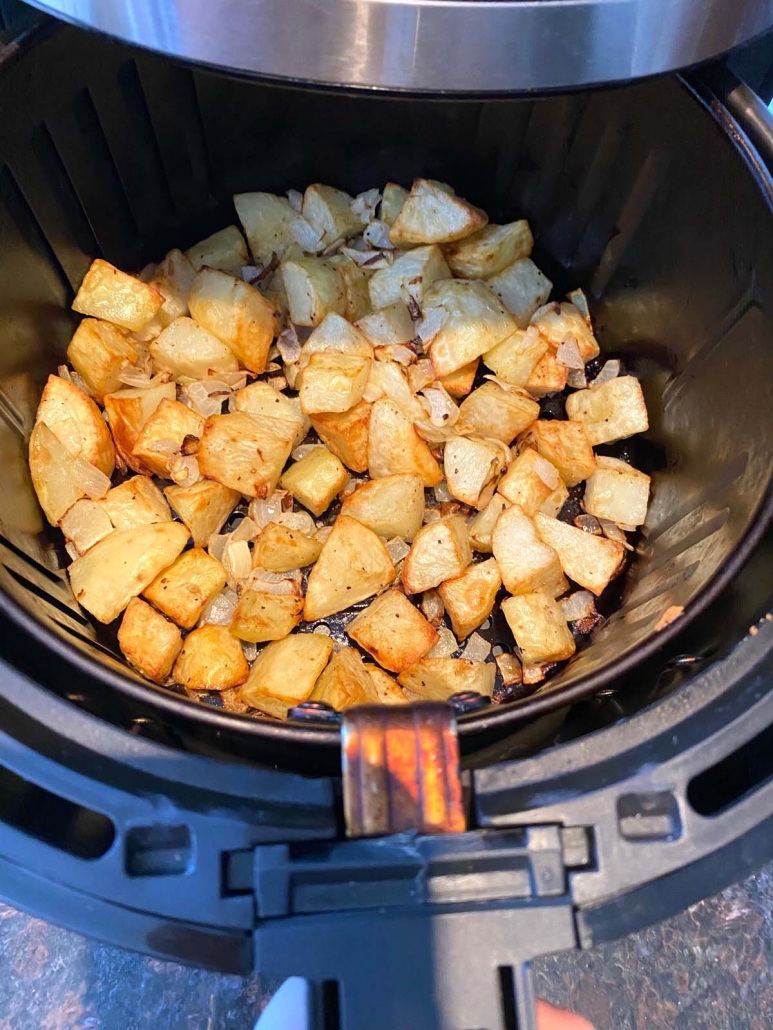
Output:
left=287, top=700, right=342, bottom=724
left=448, top=690, right=491, bottom=714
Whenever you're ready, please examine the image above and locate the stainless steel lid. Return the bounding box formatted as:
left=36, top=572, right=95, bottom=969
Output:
left=22, top=0, right=773, bottom=93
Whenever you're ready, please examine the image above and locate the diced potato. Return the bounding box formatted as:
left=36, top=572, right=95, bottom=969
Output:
left=136, top=249, right=198, bottom=342
left=197, top=411, right=296, bottom=498
left=367, top=398, right=442, bottom=487
left=309, top=647, right=380, bottom=710
left=347, top=589, right=439, bottom=673
left=72, top=258, right=164, bottom=332
left=185, top=226, right=248, bottom=275
left=380, top=182, right=408, bottom=226
left=530, top=420, right=596, bottom=487
left=501, top=592, right=576, bottom=665
left=280, top=256, right=346, bottom=327
left=299, top=351, right=371, bottom=415
left=231, top=588, right=303, bottom=643
left=443, top=220, right=533, bottom=279
left=304, top=514, right=395, bottom=621
left=302, top=184, right=362, bottom=248
left=252, top=522, right=322, bottom=572
left=525, top=351, right=568, bottom=397
left=329, top=254, right=371, bottom=322
left=173, top=624, right=249, bottom=690
left=425, top=279, right=516, bottom=378
left=118, top=597, right=182, bottom=683
left=402, top=515, right=471, bottom=594
left=483, top=326, right=548, bottom=387
left=583, top=455, right=650, bottom=527
left=365, top=360, right=426, bottom=422
left=28, top=422, right=86, bottom=525
left=457, top=381, right=539, bottom=444
left=310, top=401, right=371, bottom=473
left=439, top=558, right=501, bottom=640
left=389, top=179, right=487, bottom=246
left=164, top=479, right=240, bottom=546
left=233, top=382, right=309, bottom=448
left=60, top=499, right=114, bottom=555
left=540, top=480, right=569, bottom=518
left=565, top=376, right=649, bottom=445
left=497, top=446, right=559, bottom=516
left=301, top=312, right=373, bottom=366
left=280, top=447, right=349, bottom=517
left=69, top=521, right=189, bottom=623
left=233, top=192, right=296, bottom=265
left=441, top=359, right=479, bottom=399
left=468, top=494, right=509, bottom=553
left=150, top=316, right=238, bottom=380
left=531, top=301, right=599, bottom=361
left=533, top=513, right=625, bottom=596
left=443, top=436, right=506, bottom=509
left=492, top=506, right=567, bottom=597
left=103, top=381, right=177, bottom=473
left=340, top=473, right=425, bottom=542
left=367, top=665, right=409, bottom=704
left=131, top=398, right=205, bottom=477
left=488, top=258, right=553, bottom=329
left=240, top=633, right=334, bottom=717
left=143, top=547, right=226, bottom=628
left=102, top=476, right=171, bottom=530
left=66, top=318, right=138, bottom=401
left=368, top=245, right=450, bottom=310
left=36, top=374, right=115, bottom=476
left=188, top=268, right=279, bottom=374
left=356, top=301, right=415, bottom=348
left=397, top=657, right=495, bottom=702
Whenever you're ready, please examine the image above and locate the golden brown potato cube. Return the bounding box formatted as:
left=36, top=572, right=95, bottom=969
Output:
left=347, top=589, right=439, bottom=673
left=443, top=436, right=506, bottom=509
left=233, top=192, right=296, bottom=265
left=438, top=558, right=501, bottom=640
left=329, top=254, right=372, bottom=322
left=233, top=382, right=309, bottom=448
left=525, top=351, right=568, bottom=397
left=468, top=494, right=509, bottom=553
left=441, top=358, right=479, bottom=399
left=188, top=268, right=279, bottom=374
left=69, top=521, right=189, bottom=623
left=367, top=398, right=442, bottom=487
left=366, top=665, right=409, bottom=704
left=492, top=506, right=567, bottom=598
left=540, top=480, right=570, bottom=518
left=150, top=316, right=238, bottom=380
left=103, top=381, right=177, bottom=473
left=425, top=279, right=517, bottom=378
left=72, top=258, right=164, bottom=331
left=457, top=381, right=539, bottom=444
left=533, top=513, right=626, bottom=596
left=304, top=514, right=395, bottom=621
left=444, top=220, right=533, bottom=279
left=164, top=479, right=240, bottom=547
left=280, top=256, right=346, bottom=327
left=368, top=244, right=450, bottom=309
left=501, top=592, right=576, bottom=665
left=309, top=647, right=380, bottom=710
left=310, top=400, right=371, bottom=473
left=173, top=624, right=249, bottom=690
left=483, top=326, right=548, bottom=387
left=300, top=311, right=373, bottom=365
left=531, top=301, right=599, bottom=361
left=231, top=589, right=303, bottom=643
left=583, top=456, right=650, bottom=527
left=497, top=446, right=559, bottom=516
left=565, top=376, right=649, bottom=445
left=302, top=184, right=362, bottom=249
left=280, top=446, right=349, bottom=517
left=29, top=422, right=86, bottom=525
left=197, top=411, right=296, bottom=498
left=66, top=318, right=138, bottom=401
left=240, top=633, right=334, bottom=717
left=356, top=301, right=415, bottom=348
left=402, top=515, right=471, bottom=595
left=131, top=399, right=205, bottom=477
left=487, top=258, right=553, bottom=329
left=340, top=473, right=425, bottom=542
left=143, top=547, right=226, bottom=629
left=118, top=597, right=182, bottom=683
left=102, top=475, right=171, bottom=530
left=36, top=374, right=115, bottom=476
left=397, top=657, right=495, bottom=702
left=60, top=499, right=114, bottom=555
left=380, top=182, right=408, bottom=226
left=138, top=248, right=197, bottom=340
left=389, top=179, right=487, bottom=246
left=185, top=225, right=248, bottom=275
left=530, top=420, right=596, bottom=487
left=299, top=351, right=371, bottom=415
left=252, top=522, right=323, bottom=572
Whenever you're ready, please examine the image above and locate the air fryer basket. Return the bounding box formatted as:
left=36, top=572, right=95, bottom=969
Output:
left=0, top=23, right=770, bottom=765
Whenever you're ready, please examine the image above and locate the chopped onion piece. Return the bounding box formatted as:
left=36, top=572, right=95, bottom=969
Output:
left=169, top=454, right=201, bottom=486
left=428, top=626, right=458, bottom=658
left=230, top=516, right=260, bottom=543
left=567, top=288, right=591, bottom=323
left=414, top=307, right=447, bottom=347
left=241, top=641, right=258, bottom=662
left=482, top=375, right=533, bottom=398
left=290, top=216, right=324, bottom=253
left=376, top=344, right=415, bottom=367
left=272, top=511, right=317, bottom=536
left=495, top=652, right=522, bottom=687
left=341, top=247, right=393, bottom=269
left=287, top=189, right=303, bottom=212
left=598, top=517, right=633, bottom=549
left=221, top=538, right=253, bottom=589
left=292, top=442, right=325, bottom=462
left=59, top=364, right=95, bottom=397
left=433, top=481, right=452, bottom=503
left=560, top=590, right=596, bottom=622
left=385, top=537, right=410, bottom=563
left=65, top=541, right=80, bottom=563
left=71, top=459, right=111, bottom=499
left=592, top=360, right=621, bottom=386
left=413, top=420, right=457, bottom=444
left=420, top=589, right=445, bottom=628
left=340, top=478, right=360, bottom=499
left=532, top=455, right=559, bottom=490
left=246, top=567, right=302, bottom=595
left=363, top=219, right=394, bottom=249
left=574, top=513, right=602, bottom=535
left=351, top=188, right=381, bottom=224
left=462, top=632, right=492, bottom=663
left=567, top=368, right=588, bottom=390
left=198, top=591, right=236, bottom=627
left=314, top=525, right=333, bottom=544
left=117, top=367, right=172, bottom=389
left=277, top=323, right=302, bottom=364
left=421, top=385, right=459, bottom=427
left=284, top=362, right=300, bottom=390
left=556, top=336, right=584, bottom=370
left=249, top=491, right=291, bottom=528
left=241, top=265, right=263, bottom=284
left=423, top=508, right=443, bottom=524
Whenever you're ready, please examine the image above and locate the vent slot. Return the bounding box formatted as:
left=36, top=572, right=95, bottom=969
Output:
left=688, top=722, right=773, bottom=817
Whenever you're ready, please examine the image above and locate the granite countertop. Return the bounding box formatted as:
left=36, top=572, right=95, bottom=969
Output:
left=1, top=862, right=771, bottom=1030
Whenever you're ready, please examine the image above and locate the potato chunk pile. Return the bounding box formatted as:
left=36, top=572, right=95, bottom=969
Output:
left=29, top=178, right=652, bottom=718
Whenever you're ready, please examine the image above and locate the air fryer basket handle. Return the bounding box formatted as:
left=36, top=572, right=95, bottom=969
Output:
left=692, top=59, right=773, bottom=176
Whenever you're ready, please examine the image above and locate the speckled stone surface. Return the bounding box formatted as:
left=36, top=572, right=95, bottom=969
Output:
left=0, top=864, right=771, bottom=1029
